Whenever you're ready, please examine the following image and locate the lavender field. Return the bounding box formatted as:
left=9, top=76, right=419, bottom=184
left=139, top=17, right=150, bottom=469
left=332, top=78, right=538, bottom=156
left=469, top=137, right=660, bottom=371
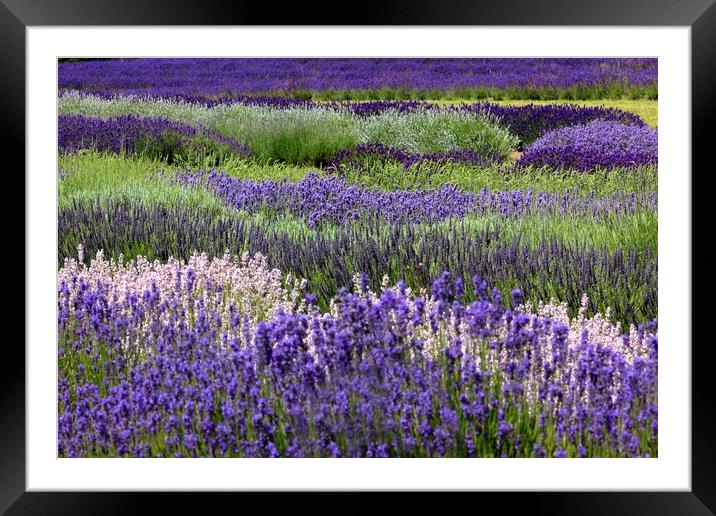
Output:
left=57, top=58, right=658, bottom=458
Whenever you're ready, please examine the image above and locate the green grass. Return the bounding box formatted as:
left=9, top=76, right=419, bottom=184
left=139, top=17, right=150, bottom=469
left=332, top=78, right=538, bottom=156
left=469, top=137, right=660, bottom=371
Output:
left=212, top=111, right=359, bottom=166
left=290, top=83, right=658, bottom=102
left=468, top=211, right=655, bottom=253
left=59, top=153, right=223, bottom=212
left=331, top=160, right=658, bottom=196
left=58, top=152, right=314, bottom=208
left=60, top=152, right=658, bottom=206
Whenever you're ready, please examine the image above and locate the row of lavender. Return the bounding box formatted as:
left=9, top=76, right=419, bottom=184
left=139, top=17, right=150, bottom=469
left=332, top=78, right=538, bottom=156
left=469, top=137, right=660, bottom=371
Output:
left=58, top=197, right=657, bottom=327
left=58, top=105, right=656, bottom=171
left=58, top=114, right=250, bottom=164
left=58, top=91, right=648, bottom=144
left=58, top=58, right=657, bottom=100
left=58, top=250, right=657, bottom=457
left=175, top=170, right=656, bottom=226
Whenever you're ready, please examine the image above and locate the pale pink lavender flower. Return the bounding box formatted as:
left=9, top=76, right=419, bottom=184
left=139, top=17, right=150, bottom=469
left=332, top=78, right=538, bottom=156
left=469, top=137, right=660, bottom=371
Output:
left=59, top=247, right=307, bottom=353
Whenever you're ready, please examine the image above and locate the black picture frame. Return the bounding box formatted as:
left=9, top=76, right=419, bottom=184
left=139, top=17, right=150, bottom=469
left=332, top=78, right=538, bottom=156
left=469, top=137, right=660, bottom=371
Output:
left=5, top=0, right=713, bottom=513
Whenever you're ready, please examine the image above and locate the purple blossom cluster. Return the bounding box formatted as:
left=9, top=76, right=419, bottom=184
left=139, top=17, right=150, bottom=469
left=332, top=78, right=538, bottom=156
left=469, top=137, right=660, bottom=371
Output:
left=58, top=58, right=657, bottom=99
left=58, top=260, right=657, bottom=458
left=176, top=170, right=657, bottom=227
left=518, top=120, right=658, bottom=171
left=58, top=114, right=250, bottom=157
left=325, top=142, right=500, bottom=173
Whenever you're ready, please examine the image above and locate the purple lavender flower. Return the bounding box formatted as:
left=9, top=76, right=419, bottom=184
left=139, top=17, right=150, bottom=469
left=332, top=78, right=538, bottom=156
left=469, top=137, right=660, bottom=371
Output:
left=517, top=120, right=657, bottom=171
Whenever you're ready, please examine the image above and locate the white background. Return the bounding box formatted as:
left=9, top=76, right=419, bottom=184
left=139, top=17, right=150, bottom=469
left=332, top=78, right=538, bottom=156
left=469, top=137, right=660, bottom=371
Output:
left=27, top=27, right=690, bottom=490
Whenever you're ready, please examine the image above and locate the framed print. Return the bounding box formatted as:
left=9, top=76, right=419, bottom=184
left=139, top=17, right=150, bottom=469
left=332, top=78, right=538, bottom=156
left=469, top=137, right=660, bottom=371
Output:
left=5, top=0, right=714, bottom=512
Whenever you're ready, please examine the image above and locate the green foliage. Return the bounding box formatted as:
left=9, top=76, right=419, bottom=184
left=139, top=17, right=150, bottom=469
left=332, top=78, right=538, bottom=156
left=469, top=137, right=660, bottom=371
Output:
left=58, top=95, right=519, bottom=166
left=356, top=110, right=518, bottom=157
left=58, top=152, right=314, bottom=208
left=130, top=131, right=238, bottom=167
left=331, top=159, right=658, bottom=196
left=215, top=112, right=358, bottom=166
left=299, top=83, right=658, bottom=101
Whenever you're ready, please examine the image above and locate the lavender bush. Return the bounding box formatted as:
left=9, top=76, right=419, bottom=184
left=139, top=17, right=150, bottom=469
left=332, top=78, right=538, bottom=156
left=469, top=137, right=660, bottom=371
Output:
left=467, top=103, right=647, bottom=146
left=517, top=120, right=658, bottom=171
left=58, top=114, right=250, bottom=163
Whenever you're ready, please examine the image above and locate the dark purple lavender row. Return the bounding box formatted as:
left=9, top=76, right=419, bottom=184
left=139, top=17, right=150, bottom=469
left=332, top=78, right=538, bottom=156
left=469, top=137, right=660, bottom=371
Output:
left=58, top=58, right=657, bottom=99
left=58, top=114, right=250, bottom=157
